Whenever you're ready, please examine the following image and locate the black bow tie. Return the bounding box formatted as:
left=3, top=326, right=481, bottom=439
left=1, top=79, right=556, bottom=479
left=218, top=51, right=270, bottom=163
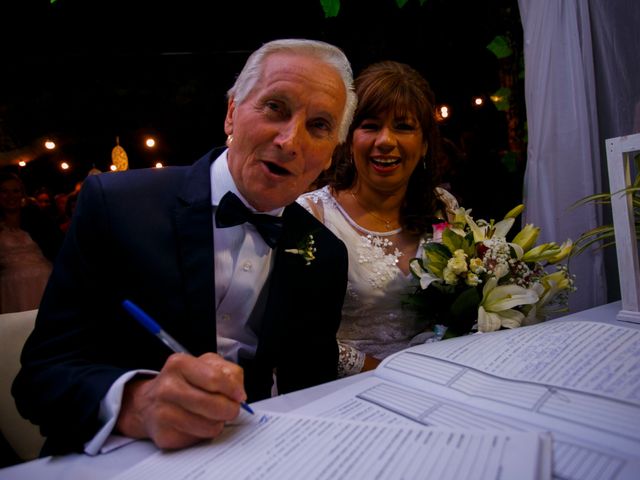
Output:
left=215, top=191, right=284, bottom=248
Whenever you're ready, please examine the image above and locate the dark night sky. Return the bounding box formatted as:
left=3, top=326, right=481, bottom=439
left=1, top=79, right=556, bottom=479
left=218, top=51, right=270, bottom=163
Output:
left=0, top=0, right=522, bottom=209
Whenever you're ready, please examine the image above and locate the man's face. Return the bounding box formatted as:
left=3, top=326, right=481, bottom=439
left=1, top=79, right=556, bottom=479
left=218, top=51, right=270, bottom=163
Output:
left=224, top=52, right=346, bottom=212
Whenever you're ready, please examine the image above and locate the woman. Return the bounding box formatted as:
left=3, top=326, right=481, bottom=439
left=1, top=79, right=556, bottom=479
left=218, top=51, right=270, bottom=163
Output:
left=298, top=61, right=457, bottom=376
left=0, top=172, right=62, bottom=313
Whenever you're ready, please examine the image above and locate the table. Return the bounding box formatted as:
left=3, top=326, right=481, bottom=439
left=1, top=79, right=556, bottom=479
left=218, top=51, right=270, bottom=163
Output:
left=0, top=370, right=371, bottom=480
left=0, top=300, right=634, bottom=480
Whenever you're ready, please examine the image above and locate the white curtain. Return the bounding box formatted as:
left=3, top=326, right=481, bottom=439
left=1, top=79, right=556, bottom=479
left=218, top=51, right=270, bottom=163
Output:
left=517, top=0, right=640, bottom=313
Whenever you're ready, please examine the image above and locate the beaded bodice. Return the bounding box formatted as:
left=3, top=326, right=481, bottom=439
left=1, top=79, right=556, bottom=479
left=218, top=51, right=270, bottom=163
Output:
left=297, top=187, right=428, bottom=363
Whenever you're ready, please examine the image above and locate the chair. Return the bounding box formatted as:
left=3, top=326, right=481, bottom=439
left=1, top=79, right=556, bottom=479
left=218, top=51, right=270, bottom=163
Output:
left=0, top=309, right=45, bottom=462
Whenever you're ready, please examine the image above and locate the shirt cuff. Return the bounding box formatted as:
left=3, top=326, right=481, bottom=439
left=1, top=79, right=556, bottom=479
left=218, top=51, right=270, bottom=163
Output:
left=83, top=369, right=157, bottom=455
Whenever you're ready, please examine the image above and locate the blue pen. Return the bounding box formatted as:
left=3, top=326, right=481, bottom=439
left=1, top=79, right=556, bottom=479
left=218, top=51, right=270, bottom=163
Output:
left=122, top=299, right=254, bottom=415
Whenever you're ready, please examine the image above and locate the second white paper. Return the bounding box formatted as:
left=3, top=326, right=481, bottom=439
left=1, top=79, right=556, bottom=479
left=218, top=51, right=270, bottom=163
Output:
left=111, top=413, right=549, bottom=480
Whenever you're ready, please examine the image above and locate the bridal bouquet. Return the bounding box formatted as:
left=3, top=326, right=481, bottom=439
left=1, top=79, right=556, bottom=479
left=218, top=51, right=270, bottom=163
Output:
left=408, top=205, right=575, bottom=337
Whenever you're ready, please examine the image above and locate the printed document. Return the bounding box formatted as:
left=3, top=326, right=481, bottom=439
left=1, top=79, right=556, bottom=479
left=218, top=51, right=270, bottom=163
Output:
left=295, top=319, right=640, bottom=480
left=111, top=412, right=549, bottom=480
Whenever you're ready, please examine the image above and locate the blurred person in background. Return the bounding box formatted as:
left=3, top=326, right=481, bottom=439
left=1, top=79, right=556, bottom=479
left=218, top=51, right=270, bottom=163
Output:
left=0, top=172, right=63, bottom=313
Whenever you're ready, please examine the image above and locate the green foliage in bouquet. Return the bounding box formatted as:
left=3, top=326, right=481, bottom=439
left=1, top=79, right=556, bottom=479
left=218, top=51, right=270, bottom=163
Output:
left=408, top=205, right=575, bottom=337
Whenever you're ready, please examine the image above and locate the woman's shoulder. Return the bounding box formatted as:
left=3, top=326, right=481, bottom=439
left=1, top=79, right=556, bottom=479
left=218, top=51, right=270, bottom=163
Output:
left=296, top=185, right=335, bottom=221
left=297, top=185, right=332, bottom=205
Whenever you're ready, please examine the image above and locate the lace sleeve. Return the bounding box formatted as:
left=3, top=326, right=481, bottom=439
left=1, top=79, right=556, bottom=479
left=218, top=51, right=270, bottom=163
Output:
left=296, top=194, right=325, bottom=223
left=337, top=341, right=365, bottom=378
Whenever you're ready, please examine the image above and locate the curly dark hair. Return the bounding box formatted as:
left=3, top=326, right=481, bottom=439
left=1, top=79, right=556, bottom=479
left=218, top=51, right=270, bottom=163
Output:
left=318, top=60, right=446, bottom=235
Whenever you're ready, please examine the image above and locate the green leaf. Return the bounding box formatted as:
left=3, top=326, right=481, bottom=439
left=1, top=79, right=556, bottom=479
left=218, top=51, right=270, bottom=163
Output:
left=320, top=0, right=340, bottom=17
left=572, top=226, right=616, bottom=256
left=441, top=228, right=474, bottom=257
left=486, top=35, right=513, bottom=59
left=490, top=87, right=511, bottom=111
left=500, top=151, right=518, bottom=173
left=570, top=192, right=613, bottom=209
left=450, top=287, right=481, bottom=318
left=396, top=0, right=410, bottom=7
left=447, top=287, right=482, bottom=335
left=422, top=242, right=452, bottom=277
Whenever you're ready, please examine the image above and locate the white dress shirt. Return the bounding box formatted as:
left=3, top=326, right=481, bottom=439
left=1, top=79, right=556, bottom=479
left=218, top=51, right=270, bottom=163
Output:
left=85, top=149, right=283, bottom=454
left=211, top=150, right=283, bottom=362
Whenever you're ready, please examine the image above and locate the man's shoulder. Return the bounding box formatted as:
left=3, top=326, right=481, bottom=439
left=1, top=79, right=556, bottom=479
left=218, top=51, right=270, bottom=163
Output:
left=84, top=148, right=218, bottom=193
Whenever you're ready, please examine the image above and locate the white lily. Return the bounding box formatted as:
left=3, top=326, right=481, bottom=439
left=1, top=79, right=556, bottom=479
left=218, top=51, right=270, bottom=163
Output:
left=522, top=269, right=574, bottom=325
left=465, top=214, right=489, bottom=243
left=448, top=207, right=471, bottom=236
left=409, top=259, right=440, bottom=290
left=512, top=224, right=540, bottom=252
left=465, top=214, right=515, bottom=243
left=477, top=277, right=539, bottom=332
left=503, top=204, right=525, bottom=219
left=492, top=217, right=516, bottom=239
left=521, top=242, right=561, bottom=263
left=546, top=239, right=573, bottom=264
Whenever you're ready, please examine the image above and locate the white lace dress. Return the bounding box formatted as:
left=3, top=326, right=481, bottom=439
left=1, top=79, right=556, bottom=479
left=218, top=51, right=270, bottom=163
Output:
left=297, top=186, right=430, bottom=377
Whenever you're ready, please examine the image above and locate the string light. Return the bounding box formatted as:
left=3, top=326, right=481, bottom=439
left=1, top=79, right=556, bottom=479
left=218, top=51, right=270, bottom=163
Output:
left=436, top=104, right=451, bottom=122
left=472, top=96, right=484, bottom=107
left=32, top=90, right=500, bottom=175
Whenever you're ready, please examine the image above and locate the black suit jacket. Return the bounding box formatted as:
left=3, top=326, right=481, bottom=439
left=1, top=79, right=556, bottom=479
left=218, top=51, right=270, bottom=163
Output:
left=12, top=148, right=348, bottom=455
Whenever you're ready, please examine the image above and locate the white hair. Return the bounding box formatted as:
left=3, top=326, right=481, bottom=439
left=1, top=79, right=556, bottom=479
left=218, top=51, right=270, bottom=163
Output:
left=227, top=38, right=357, bottom=144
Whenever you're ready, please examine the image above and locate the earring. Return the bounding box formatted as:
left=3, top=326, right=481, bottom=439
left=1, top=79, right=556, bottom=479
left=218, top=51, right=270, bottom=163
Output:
left=227, top=134, right=233, bottom=146
left=423, top=158, right=427, bottom=170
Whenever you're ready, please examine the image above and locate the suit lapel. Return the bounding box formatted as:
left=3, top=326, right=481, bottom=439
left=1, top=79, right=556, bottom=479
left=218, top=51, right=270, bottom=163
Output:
left=173, top=152, right=218, bottom=355
left=256, top=203, right=317, bottom=357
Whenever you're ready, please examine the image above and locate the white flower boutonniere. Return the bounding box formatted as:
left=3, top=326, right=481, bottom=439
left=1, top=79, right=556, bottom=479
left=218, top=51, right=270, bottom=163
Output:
left=285, top=234, right=316, bottom=266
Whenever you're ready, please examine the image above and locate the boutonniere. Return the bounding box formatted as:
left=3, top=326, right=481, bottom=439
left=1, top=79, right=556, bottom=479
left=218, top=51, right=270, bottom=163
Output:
left=285, top=234, right=317, bottom=266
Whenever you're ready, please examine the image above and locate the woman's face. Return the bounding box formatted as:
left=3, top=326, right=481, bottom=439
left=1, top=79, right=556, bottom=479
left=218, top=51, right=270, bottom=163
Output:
left=0, top=179, right=24, bottom=212
left=351, top=110, right=427, bottom=194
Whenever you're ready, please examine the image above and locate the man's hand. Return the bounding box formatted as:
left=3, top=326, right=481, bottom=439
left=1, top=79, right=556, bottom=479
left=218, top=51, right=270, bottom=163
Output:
left=116, top=352, right=247, bottom=450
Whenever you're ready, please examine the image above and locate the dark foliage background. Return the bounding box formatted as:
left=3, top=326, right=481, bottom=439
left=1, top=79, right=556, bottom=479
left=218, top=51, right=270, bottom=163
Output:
left=0, top=0, right=523, bottom=218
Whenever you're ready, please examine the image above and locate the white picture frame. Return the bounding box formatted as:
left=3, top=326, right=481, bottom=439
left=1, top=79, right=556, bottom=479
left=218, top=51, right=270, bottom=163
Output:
left=605, top=133, right=640, bottom=323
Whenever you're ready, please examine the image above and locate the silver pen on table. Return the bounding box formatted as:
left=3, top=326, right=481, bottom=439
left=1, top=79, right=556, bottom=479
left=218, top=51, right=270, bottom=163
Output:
left=121, top=299, right=254, bottom=415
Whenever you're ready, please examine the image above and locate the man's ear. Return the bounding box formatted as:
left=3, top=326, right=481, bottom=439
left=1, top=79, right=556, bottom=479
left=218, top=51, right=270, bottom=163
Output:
left=224, top=97, right=236, bottom=135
